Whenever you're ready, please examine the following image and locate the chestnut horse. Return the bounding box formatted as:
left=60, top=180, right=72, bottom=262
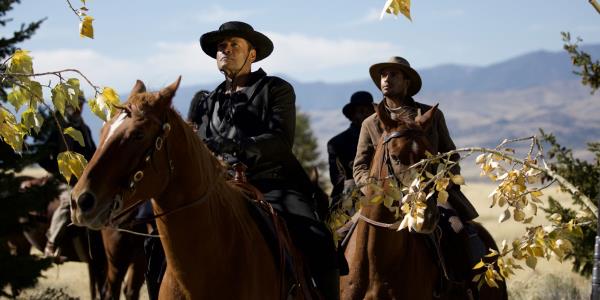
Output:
left=340, top=104, right=507, bottom=300
left=70, top=77, right=308, bottom=299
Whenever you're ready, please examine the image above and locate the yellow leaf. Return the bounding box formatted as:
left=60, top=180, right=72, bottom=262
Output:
left=370, top=194, right=383, bottom=204
left=8, top=49, right=33, bottom=75
left=530, top=190, right=543, bottom=197
left=380, top=0, right=412, bottom=21
left=57, top=151, right=88, bottom=183
left=88, top=98, right=107, bottom=121
left=451, top=174, right=465, bottom=185
left=513, top=209, right=525, bottom=222
left=0, top=107, right=26, bottom=152
left=21, top=108, right=44, bottom=134
left=472, top=259, right=485, bottom=270
left=484, top=269, right=499, bottom=288
left=79, top=15, right=94, bottom=39
left=64, top=127, right=85, bottom=147
left=437, top=190, right=448, bottom=205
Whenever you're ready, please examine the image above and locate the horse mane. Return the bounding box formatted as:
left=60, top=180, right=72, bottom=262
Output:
left=128, top=92, right=255, bottom=236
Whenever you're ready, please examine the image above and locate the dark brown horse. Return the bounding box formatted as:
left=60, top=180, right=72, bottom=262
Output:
left=100, top=214, right=147, bottom=300
left=17, top=176, right=106, bottom=299
left=340, top=104, right=507, bottom=299
left=69, top=78, right=310, bottom=299
left=18, top=176, right=146, bottom=300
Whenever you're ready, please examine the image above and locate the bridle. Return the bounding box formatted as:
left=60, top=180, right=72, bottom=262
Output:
left=358, top=127, right=424, bottom=230
left=378, top=128, right=421, bottom=183
left=106, top=106, right=215, bottom=228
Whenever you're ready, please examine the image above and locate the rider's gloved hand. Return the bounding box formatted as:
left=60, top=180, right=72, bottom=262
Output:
left=204, top=137, right=240, bottom=154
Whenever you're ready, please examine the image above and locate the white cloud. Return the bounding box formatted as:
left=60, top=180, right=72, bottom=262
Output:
left=27, top=32, right=402, bottom=93
left=260, top=32, right=403, bottom=79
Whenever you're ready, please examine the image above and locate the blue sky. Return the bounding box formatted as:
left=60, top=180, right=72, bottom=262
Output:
left=3, top=0, right=599, bottom=93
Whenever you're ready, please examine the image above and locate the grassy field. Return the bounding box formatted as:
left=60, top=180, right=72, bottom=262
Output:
left=16, top=180, right=591, bottom=299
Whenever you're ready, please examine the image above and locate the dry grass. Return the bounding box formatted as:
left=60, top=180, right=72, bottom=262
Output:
left=463, top=182, right=591, bottom=299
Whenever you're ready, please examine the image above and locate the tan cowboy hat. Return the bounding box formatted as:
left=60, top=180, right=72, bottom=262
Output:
left=200, top=21, right=273, bottom=62
left=369, top=56, right=422, bottom=96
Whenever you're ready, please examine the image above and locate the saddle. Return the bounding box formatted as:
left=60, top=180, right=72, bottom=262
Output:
left=229, top=163, right=318, bottom=300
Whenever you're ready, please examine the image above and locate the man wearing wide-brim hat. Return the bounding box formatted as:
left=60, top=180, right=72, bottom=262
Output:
left=186, top=21, right=340, bottom=299
left=327, top=91, right=375, bottom=206
left=352, top=56, right=485, bottom=271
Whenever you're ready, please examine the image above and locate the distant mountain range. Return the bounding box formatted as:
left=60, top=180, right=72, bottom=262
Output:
left=82, top=44, right=600, bottom=179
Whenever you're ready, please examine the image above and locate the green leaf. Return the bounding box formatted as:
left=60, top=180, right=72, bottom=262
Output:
left=52, top=84, right=68, bottom=116
left=66, top=78, right=82, bottom=108
left=64, top=127, right=85, bottom=147
left=7, top=87, right=28, bottom=112
left=28, top=80, right=43, bottom=106
left=57, top=151, right=88, bottom=183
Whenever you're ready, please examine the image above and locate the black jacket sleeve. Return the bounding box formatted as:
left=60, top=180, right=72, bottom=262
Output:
left=241, top=79, right=296, bottom=166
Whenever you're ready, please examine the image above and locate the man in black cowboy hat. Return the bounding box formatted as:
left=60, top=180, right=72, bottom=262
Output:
left=327, top=91, right=374, bottom=208
left=353, top=56, right=486, bottom=278
left=187, top=21, right=340, bottom=299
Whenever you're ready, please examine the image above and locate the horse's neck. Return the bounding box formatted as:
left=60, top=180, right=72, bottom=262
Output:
left=151, top=115, right=256, bottom=281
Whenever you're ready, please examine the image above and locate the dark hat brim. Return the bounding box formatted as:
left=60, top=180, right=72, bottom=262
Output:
left=369, top=62, right=422, bottom=96
left=200, top=30, right=273, bottom=62
left=342, top=102, right=375, bottom=119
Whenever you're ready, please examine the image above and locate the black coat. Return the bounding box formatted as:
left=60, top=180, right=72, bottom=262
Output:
left=188, top=68, right=314, bottom=196
left=327, top=123, right=361, bottom=198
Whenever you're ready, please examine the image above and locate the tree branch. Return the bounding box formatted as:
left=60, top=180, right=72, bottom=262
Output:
left=66, top=0, right=83, bottom=21
left=407, top=147, right=598, bottom=218
left=590, top=0, right=600, bottom=14
left=3, top=69, right=102, bottom=95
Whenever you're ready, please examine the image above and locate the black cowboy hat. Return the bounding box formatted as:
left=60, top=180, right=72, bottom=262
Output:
left=369, top=56, right=422, bottom=96
left=342, top=91, right=374, bottom=119
left=200, top=21, right=273, bottom=62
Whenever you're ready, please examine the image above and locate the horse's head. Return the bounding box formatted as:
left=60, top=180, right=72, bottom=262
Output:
left=372, top=101, right=440, bottom=233
left=71, top=77, right=181, bottom=229
left=376, top=101, right=438, bottom=167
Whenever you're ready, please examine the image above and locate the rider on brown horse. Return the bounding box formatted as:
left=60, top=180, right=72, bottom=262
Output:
left=353, top=56, right=487, bottom=275
left=184, top=21, right=340, bottom=299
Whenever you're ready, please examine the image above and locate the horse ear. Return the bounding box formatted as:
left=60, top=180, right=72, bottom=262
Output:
left=375, top=101, right=395, bottom=131
left=415, top=103, right=439, bottom=130
left=158, top=76, right=182, bottom=104
left=130, top=80, right=146, bottom=95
